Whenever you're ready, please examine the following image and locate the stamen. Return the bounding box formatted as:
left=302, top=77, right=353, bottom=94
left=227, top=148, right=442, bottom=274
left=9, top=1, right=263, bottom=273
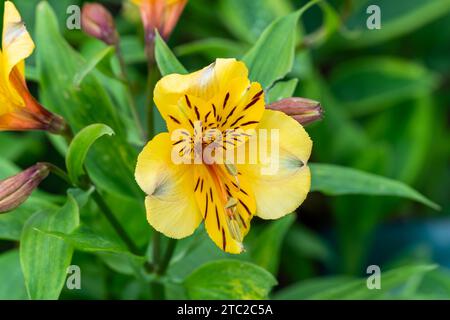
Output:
left=224, top=206, right=244, bottom=244
left=224, top=162, right=238, bottom=177
left=224, top=197, right=237, bottom=209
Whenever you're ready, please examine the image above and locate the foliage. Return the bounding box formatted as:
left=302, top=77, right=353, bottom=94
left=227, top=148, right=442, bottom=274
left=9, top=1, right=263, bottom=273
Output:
left=0, top=0, right=448, bottom=300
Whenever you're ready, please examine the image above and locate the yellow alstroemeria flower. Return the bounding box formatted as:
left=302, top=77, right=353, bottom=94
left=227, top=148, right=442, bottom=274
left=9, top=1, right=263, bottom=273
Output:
left=135, top=59, right=312, bottom=254
left=131, top=0, right=187, bottom=40
left=0, top=1, right=65, bottom=132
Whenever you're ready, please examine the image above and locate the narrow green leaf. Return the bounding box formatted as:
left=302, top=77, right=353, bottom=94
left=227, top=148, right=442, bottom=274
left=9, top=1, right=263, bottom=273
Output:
left=243, top=0, right=320, bottom=88
left=39, top=225, right=143, bottom=260
left=66, top=124, right=114, bottom=186
left=266, top=79, right=298, bottom=103
left=154, top=32, right=187, bottom=76
left=274, top=276, right=353, bottom=300
left=38, top=225, right=145, bottom=276
left=313, top=265, right=437, bottom=299
left=73, top=46, right=115, bottom=87
left=304, top=1, right=340, bottom=46
left=310, top=163, right=440, bottom=210
left=184, top=260, right=277, bottom=299
left=0, top=250, right=28, bottom=300
left=0, top=198, right=59, bottom=241
left=20, top=194, right=80, bottom=300
left=275, top=265, right=437, bottom=300
left=219, top=0, right=292, bottom=43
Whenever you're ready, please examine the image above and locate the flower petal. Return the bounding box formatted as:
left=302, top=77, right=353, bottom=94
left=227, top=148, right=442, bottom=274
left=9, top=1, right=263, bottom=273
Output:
left=2, top=1, right=34, bottom=80
left=135, top=133, right=202, bottom=238
left=193, top=164, right=255, bottom=254
left=238, top=110, right=312, bottom=219
left=154, top=58, right=248, bottom=125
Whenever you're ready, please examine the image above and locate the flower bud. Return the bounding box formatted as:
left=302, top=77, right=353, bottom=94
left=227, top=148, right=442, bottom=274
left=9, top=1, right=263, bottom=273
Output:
left=266, top=97, right=323, bottom=126
left=81, top=3, right=118, bottom=46
left=0, top=163, right=50, bottom=213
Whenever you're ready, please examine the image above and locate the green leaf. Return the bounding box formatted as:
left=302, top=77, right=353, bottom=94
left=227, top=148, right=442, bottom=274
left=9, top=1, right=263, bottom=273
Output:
left=155, top=32, right=187, bottom=76
left=313, top=265, right=436, bottom=299
left=274, top=276, right=353, bottom=300
left=329, top=57, right=438, bottom=116
left=36, top=2, right=139, bottom=197
left=66, top=124, right=114, bottom=186
left=0, top=197, right=59, bottom=241
left=219, top=0, right=292, bottom=43
left=248, top=215, right=295, bottom=274
left=73, top=46, right=115, bottom=87
left=341, top=0, right=450, bottom=48
left=167, top=227, right=229, bottom=280
left=184, top=260, right=277, bottom=299
left=310, top=163, right=440, bottom=210
left=243, top=0, right=320, bottom=89
left=304, top=1, right=340, bottom=47
left=20, top=194, right=80, bottom=300
left=40, top=225, right=143, bottom=260
left=0, top=250, right=28, bottom=300
left=266, top=79, right=298, bottom=103
left=39, top=225, right=145, bottom=276
left=275, top=265, right=437, bottom=299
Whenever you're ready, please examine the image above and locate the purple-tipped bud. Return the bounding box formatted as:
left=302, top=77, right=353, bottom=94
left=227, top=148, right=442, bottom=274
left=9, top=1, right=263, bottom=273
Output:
left=267, top=97, right=323, bottom=126
left=81, top=3, right=118, bottom=45
left=0, top=163, right=50, bottom=213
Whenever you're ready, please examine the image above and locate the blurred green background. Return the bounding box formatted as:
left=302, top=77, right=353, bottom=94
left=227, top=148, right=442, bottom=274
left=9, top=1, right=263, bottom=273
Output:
left=0, top=0, right=449, bottom=299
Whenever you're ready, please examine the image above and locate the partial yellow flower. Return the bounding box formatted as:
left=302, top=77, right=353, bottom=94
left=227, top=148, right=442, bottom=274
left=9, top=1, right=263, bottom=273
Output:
left=131, top=0, right=187, bottom=58
left=135, top=58, right=312, bottom=254
left=0, top=1, right=65, bottom=133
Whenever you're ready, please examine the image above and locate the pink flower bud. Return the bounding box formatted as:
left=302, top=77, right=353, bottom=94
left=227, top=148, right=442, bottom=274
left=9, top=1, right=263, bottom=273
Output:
left=266, top=97, right=323, bottom=126
left=0, top=163, right=50, bottom=213
left=81, top=3, right=118, bottom=45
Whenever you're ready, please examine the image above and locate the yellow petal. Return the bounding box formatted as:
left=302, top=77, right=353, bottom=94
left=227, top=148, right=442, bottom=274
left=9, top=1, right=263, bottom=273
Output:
left=154, top=58, right=248, bottom=126
left=2, top=1, right=34, bottom=80
left=193, top=164, right=255, bottom=254
left=135, top=133, right=202, bottom=238
left=238, top=110, right=312, bottom=219
left=213, top=81, right=264, bottom=151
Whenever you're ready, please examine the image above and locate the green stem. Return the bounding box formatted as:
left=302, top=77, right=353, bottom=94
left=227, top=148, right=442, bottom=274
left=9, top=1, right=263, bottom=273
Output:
left=92, top=190, right=141, bottom=256
left=158, top=238, right=177, bottom=275
left=152, top=231, right=162, bottom=272
left=150, top=278, right=165, bottom=300
left=145, top=60, right=160, bottom=139
left=116, top=45, right=146, bottom=141
left=46, top=163, right=71, bottom=185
